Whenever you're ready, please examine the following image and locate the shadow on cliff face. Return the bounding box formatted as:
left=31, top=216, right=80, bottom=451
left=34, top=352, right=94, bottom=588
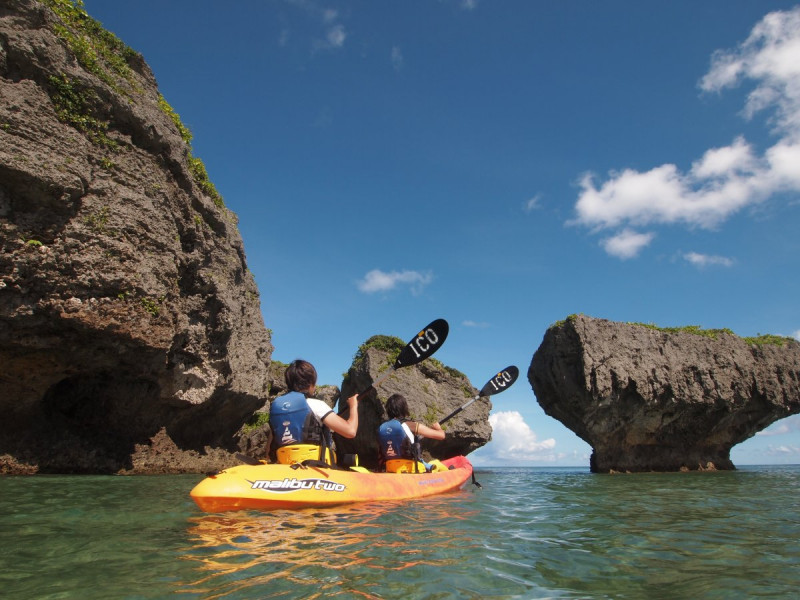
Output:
left=167, top=388, right=265, bottom=452
left=19, top=372, right=168, bottom=473
left=0, top=372, right=263, bottom=474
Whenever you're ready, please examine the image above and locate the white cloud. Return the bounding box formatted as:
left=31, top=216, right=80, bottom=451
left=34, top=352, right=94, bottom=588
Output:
left=573, top=6, right=800, bottom=258
left=575, top=150, right=765, bottom=233
left=480, top=411, right=558, bottom=463
left=601, top=229, right=655, bottom=259
left=523, top=194, right=541, bottom=213
left=794, top=329, right=800, bottom=340
left=462, top=320, right=490, bottom=328
left=765, top=444, right=800, bottom=458
left=391, top=46, right=403, bottom=71
left=757, top=423, right=791, bottom=436
left=356, top=269, right=433, bottom=295
left=691, top=136, right=758, bottom=178
left=325, top=24, right=346, bottom=48
left=683, top=252, right=734, bottom=268
left=700, top=7, right=800, bottom=136
left=288, top=1, right=347, bottom=51
left=756, top=414, right=800, bottom=436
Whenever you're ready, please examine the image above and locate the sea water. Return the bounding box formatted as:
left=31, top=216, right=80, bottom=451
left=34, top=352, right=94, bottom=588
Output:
left=1, top=466, right=799, bottom=599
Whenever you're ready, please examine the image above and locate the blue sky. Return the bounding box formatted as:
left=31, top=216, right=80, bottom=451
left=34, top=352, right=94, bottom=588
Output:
left=82, top=0, right=800, bottom=467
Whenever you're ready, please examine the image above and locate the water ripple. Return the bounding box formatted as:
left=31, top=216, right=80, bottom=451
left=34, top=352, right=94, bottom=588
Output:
left=2, top=467, right=800, bottom=598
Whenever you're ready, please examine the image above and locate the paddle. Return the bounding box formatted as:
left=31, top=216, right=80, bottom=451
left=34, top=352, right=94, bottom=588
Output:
left=439, top=365, right=519, bottom=426
left=235, top=452, right=262, bottom=466
left=357, top=318, right=449, bottom=400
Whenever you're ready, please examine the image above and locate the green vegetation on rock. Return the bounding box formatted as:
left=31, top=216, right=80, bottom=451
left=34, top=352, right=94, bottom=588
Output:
left=188, top=156, right=224, bottom=208
left=242, top=411, right=270, bottom=432
left=44, top=0, right=225, bottom=209
left=84, top=205, right=110, bottom=232
left=743, top=334, right=795, bottom=347
left=157, top=94, right=224, bottom=208
left=47, top=74, right=118, bottom=149
left=632, top=322, right=736, bottom=339
left=419, top=404, right=441, bottom=425
left=352, top=335, right=405, bottom=370
left=157, top=94, right=192, bottom=144
left=43, top=0, right=139, bottom=93
left=551, top=315, right=795, bottom=347
left=140, top=296, right=162, bottom=317
left=632, top=322, right=794, bottom=346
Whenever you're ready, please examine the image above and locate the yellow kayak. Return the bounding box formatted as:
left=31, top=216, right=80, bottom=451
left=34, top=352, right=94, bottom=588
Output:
left=190, top=455, right=474, bottom=512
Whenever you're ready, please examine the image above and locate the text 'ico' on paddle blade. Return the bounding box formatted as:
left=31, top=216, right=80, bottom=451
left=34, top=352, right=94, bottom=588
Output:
left=395, top=318, right=449, bottom=368
left=478, top=366, right=519, bottom=397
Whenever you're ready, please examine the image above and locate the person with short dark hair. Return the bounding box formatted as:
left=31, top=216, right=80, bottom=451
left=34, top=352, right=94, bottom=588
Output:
left=378, top=393, right=445, bottom=473
left=269, top=359, right=359, bottom=465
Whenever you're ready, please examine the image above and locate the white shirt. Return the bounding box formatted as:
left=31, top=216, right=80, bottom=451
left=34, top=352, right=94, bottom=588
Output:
left=307, top=398, right=334, bottom=423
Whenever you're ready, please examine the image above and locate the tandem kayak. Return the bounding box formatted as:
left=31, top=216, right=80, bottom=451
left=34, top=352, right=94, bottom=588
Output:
left=190, top=455, right=474, bottom=512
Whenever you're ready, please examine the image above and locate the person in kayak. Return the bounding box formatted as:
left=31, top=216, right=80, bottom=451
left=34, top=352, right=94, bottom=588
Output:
left=378, top=393, right=446, bottom=473
left=270, top=359, right=359, bottom=465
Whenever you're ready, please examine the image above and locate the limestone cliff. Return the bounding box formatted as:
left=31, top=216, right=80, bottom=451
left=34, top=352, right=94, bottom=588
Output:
left=0, top=0, right=272, bottom=473
left=529, top=314, right=800, bottom=473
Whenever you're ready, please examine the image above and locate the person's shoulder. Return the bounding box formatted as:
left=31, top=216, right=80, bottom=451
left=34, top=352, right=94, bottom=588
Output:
left=306, top=397, right=333, bottom=417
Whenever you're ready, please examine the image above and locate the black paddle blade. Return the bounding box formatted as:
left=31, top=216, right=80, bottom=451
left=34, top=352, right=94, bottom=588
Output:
left=478, top=366, right=519, bottom=397
left=395, top=318, right=449, bottom=368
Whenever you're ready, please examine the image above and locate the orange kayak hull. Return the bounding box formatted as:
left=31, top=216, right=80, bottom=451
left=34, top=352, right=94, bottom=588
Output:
left=190, top=455, right=473, bottom=512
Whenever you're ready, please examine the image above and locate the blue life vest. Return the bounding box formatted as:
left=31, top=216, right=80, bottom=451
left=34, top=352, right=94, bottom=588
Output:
left=270, top=391, right=323, bottom=448
left=378, top=419, right=413, bottom=461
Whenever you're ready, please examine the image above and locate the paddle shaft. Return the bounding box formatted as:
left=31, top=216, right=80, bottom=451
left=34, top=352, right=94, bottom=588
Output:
left=439, top=397, right=478, bottom=426
left=356, top=366, right=396, bottom=400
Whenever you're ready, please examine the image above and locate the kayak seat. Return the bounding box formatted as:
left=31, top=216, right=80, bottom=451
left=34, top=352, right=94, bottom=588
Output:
left=385, top=459, right=428, bottom=473
left=277, top=444, right=335, bottom=465
left=385, top=459, right=449, bottom=473
left=427, top=460, right=448, bottom=473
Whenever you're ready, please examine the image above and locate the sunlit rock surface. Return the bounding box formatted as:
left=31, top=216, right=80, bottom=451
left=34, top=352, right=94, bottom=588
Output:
left=529, top=315, right=800, bottom=473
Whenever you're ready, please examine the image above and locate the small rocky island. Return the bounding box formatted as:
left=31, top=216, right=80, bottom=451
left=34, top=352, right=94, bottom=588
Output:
left=529, top=315, right=800, bottom=473
left=334, top=336, right=492, bottom=471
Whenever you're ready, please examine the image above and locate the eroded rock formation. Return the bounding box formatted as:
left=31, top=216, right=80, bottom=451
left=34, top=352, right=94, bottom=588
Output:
left=334, top=337, right=493, bottom=470
left=1, top=0, right=272, bottom=473
left=529, top=315, right=800, bottom=472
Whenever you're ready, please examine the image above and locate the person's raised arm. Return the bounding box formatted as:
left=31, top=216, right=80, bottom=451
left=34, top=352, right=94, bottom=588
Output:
left=414, top=421, right=445, bottom=441
left=321, top=394, right=359, bottom=438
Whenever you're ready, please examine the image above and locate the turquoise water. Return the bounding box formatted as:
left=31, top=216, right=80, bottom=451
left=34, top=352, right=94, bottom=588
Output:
left=2, top=466, right=799, bottom=599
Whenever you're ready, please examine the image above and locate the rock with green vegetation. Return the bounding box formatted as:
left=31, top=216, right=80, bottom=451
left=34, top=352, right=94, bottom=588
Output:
left=0, top=0, right=272, bottom=474
left=529, top=314, right=800, bottom=473
left=334, top=335, right=490, bottom=470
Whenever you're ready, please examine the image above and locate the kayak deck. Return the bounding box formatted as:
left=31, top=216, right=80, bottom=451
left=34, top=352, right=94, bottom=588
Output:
left=190, top=455, right=473, bottom=512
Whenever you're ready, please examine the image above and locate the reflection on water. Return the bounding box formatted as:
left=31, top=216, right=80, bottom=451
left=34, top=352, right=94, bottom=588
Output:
left=180, top=495, right=480, bottom=599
